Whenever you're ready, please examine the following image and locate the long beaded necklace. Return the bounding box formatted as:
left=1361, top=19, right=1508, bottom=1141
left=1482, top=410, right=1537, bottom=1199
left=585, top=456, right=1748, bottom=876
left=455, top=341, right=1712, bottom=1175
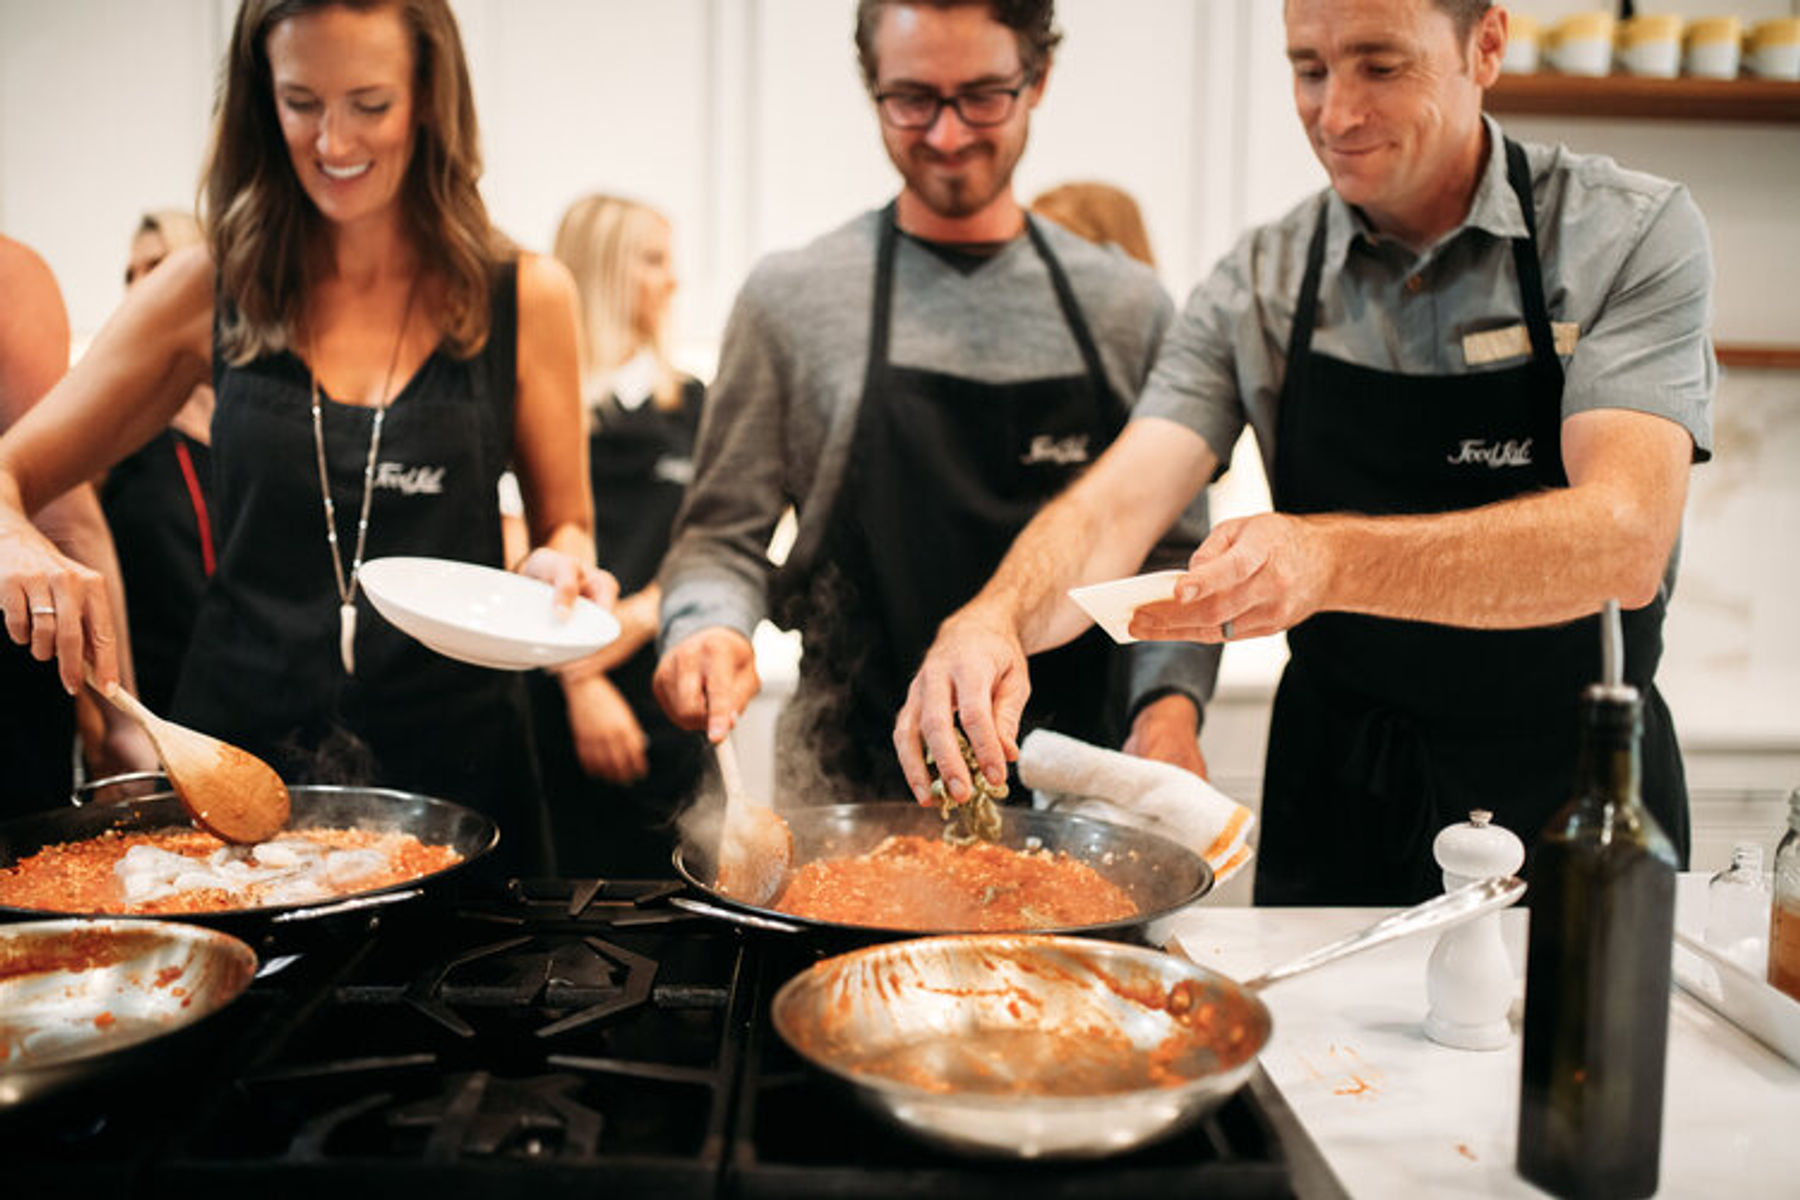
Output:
left=309, top=278, right=419, bottom=676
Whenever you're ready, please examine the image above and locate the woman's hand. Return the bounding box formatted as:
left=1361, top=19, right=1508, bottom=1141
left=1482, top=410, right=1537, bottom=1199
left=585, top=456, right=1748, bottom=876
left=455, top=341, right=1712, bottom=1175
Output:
left=514, top=546, right=618, bottom=614
left=556, top=586, right=659, bottom=678
left=563, top=670, right=649, bottom=784
left=0, top=507, right=122, bottom=693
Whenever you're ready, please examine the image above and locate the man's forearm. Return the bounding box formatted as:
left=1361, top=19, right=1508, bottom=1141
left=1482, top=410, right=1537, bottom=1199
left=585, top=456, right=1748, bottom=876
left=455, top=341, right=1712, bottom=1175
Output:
left=977, top=482, right=1119, bottom=653
left=1315, top=474, right=1683, bottom=626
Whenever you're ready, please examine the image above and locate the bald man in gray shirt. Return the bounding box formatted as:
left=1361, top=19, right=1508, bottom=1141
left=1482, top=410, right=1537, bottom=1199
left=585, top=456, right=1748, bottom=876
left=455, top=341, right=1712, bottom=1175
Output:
left=899, top=0, right=1714, bottom=905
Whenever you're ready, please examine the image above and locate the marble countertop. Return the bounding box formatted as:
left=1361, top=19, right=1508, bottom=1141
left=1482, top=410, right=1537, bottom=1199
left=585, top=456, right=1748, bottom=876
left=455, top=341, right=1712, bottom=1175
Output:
left=1154, top=878, right=1800, bottom=1198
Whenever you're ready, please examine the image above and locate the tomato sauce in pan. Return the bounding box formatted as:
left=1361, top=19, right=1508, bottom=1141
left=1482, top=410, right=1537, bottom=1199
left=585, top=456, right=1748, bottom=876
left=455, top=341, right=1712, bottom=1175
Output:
left=771, top=834, right=1137, bottom=931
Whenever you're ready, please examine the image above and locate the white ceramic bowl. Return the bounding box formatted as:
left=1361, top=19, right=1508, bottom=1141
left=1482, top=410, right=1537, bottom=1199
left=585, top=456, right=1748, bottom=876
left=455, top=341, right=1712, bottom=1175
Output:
left=1749, top=43, right=1800, bottom=80
left=1684, top=41, right=1741, bottom=79
left=1501, top=38, right=1540, bottom=74
left=1619, top=41, right=1681, bottom=78
left=1551, top=36, right=1613, bottom=77
left=359, top=556, right=619, bottom=671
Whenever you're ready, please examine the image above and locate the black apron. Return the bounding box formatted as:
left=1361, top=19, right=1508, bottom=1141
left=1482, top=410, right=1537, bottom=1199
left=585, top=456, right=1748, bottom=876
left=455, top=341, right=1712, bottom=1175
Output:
left=174, top=264, right=549, bottom=874
left=1255, top=140, right=1689, bottom=906
left=0, top=645, right=72, bottom=820
left=100, top=428, right=214, bottom=714
left=778, top=207, right=1124, bottom=797
left=531, top=378, right=706, bottom=877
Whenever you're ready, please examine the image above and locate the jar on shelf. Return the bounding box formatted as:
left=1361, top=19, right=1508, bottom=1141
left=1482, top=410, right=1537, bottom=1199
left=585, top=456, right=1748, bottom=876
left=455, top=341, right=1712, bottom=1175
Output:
left=1770, top=788, right=1800, bottom=1002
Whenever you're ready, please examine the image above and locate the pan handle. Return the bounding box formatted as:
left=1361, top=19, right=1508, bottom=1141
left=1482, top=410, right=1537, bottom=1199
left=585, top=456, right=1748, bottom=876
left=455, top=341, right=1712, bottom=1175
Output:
left=1238, top=875, right=1526, bottom=992
left=668, top=894, right=807, bottom=934
left=270, top=887, right=424, bottom=924
left=71, top=770, right=171, bottom=807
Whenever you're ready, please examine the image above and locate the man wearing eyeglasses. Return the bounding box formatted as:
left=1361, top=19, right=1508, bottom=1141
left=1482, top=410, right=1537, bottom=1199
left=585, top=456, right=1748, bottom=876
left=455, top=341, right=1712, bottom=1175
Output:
left=654, top=0, right=1216, bottom=797
left=896, top=0, right=1714, bottom=905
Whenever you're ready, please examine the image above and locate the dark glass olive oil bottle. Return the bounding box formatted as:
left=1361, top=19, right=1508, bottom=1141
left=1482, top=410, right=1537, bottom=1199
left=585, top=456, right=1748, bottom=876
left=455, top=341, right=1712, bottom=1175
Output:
left=1516, top=603, right=1677, bottom=1199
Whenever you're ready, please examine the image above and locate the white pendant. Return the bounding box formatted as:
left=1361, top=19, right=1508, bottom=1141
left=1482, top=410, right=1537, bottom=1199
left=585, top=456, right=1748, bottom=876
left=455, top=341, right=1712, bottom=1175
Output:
left=339, top=602, right=358, bottom=675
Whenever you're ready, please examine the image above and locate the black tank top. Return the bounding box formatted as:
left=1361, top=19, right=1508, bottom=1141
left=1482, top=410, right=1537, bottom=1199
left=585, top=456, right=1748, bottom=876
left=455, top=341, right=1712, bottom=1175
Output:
left=100, top=428, right=213, bottom=713
left=173, top=264, right=545, bottom=853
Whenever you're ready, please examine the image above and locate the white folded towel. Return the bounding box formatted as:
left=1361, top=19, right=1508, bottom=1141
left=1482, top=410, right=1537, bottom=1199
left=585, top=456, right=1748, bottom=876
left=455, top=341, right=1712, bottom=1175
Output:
left=1017, top=728, right=1255, bottom=886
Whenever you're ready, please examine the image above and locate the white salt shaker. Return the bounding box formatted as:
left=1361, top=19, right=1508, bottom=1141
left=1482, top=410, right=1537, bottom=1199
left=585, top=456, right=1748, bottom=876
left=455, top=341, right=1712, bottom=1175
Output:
left=1424, top=809, right=1525, bottom=1050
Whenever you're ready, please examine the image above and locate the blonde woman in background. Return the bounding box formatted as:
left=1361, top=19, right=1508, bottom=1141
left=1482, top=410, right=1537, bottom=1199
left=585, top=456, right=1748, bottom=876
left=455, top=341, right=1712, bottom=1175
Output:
left=97, top=210, right=219, bottom=715
left=1029, top=180, right=1156, bottom=268
left=533, top=193, right=706, bottom=877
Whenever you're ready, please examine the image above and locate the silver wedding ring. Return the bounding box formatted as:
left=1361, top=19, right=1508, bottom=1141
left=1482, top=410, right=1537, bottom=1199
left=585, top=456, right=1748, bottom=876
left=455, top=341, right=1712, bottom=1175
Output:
left=29, top=605, right=55, bottom=616
left=1221, top=619, right=1235, bottom=641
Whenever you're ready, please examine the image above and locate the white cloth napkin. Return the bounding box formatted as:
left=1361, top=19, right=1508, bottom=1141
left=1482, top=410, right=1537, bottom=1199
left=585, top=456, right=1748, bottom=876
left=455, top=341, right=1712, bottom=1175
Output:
left=1017, top=728, right=1254, bottom=885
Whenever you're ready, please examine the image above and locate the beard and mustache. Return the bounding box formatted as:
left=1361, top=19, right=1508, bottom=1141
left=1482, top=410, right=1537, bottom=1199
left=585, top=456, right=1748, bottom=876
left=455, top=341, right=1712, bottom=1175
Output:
left=895, top=138, right=1018, bottom=220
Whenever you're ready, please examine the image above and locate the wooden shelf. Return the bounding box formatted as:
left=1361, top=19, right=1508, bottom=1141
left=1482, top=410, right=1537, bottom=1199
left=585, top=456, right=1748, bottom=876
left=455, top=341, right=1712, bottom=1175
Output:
left=1487, top=73, right=1800, bottom=124
left=1716, top=343, right=1800, bottom=371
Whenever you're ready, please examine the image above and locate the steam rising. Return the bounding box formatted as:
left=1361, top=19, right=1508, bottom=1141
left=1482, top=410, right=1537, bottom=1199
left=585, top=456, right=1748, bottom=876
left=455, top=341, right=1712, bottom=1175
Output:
left=676, top=559, right=902, bottom=868
left=271, top=724, right=379, bottom=788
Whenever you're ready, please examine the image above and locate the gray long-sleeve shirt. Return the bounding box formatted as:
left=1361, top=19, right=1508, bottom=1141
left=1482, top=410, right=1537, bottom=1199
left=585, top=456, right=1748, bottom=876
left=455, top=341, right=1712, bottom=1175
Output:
left=660, top=206, right=1220, bottom=721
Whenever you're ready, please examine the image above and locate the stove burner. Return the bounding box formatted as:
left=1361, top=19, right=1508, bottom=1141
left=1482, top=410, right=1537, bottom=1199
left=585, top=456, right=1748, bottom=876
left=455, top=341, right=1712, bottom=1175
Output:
left=3, top=876, right=1333, bottom=1198
left=557, top=877, right=684, bottom=919
left=286, top=1072, right=602, bottom=1163
left=355, top=933, right=663, bottom=1039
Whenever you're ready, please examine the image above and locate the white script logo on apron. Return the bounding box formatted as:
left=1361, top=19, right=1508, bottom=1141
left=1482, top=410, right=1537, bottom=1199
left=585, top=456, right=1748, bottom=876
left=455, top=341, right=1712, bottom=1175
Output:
left=1446, top=438, right=1533, bottom=469
left=1019, top=434, right=1090, bottom=467
left=653, top=455, right=694, bottom=487
left=373, top=462, right=447, bottom=495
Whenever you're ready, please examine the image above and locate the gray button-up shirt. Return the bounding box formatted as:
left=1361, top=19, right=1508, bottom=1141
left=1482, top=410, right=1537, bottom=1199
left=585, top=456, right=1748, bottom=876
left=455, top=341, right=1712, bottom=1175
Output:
left=1137, top=115, right=1716, bottom=487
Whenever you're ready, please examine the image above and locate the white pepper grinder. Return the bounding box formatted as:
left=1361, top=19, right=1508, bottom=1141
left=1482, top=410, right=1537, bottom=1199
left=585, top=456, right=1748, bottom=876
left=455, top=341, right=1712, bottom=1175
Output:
left=1424, top=809, right=1526, bottom=1050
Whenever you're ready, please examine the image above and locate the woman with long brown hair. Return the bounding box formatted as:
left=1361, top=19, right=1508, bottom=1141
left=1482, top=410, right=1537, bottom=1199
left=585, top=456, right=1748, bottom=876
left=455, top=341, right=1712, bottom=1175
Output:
left=0, top=0, right=611, bottom=872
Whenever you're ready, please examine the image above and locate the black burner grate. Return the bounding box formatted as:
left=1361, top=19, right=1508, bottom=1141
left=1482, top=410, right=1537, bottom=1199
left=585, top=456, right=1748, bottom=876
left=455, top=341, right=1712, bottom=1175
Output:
left=1, top=878, right=1339, bottom=1199
left=724, top=940, right=1346, bottom=1200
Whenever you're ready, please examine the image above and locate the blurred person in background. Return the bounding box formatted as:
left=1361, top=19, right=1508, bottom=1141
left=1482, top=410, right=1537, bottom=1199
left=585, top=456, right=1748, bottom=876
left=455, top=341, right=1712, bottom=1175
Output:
left=530, top=192, right=707, bottom=877
left=96, top=210, right=219, bottom=716
left=0, top=0, right=613, bottom=872
left=654, top=0, right=1216, bottom=801
left=1029, top=180, right=1156, bottom=268
left=0, top=233, right=153, bottom=818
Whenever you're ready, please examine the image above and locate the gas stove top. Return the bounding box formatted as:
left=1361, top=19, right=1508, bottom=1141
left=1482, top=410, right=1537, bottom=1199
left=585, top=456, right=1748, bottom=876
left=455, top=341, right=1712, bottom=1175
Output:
left=2, top=879, right=1344, bottom=1198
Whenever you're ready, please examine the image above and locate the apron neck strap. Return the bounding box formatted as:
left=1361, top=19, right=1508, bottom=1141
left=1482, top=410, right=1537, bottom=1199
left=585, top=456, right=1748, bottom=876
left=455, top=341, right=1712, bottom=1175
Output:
left=867, top=201, right=903, bottom=385
left=1502, top=138, right=1564, bottom=387
left=1023, top=213, right=1112, bottom=396
left=1285, top=196, right=1333, bottom=386
left=867, top=201, right=1115, bottom=403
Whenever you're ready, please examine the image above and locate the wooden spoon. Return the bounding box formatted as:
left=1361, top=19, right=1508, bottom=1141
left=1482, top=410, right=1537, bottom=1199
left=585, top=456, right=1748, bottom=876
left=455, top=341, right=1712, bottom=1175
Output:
left=98, top=683, right=290, bottom=844
left=713, top=730, right=791, bottom=907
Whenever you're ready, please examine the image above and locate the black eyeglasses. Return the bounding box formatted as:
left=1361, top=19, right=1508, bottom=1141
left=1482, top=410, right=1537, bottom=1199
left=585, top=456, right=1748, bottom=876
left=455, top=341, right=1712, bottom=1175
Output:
left=872, top=77, right=1030, bottom=130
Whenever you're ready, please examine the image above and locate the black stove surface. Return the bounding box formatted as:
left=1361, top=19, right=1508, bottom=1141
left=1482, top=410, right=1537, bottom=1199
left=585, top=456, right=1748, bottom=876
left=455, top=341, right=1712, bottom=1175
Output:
left=1, top=879, right=1344, bottom=1199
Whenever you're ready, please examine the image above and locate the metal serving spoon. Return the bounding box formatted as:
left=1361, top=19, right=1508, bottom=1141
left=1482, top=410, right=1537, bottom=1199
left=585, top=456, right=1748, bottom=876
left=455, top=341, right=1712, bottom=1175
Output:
left=96, top=683, right=290, bottom=844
